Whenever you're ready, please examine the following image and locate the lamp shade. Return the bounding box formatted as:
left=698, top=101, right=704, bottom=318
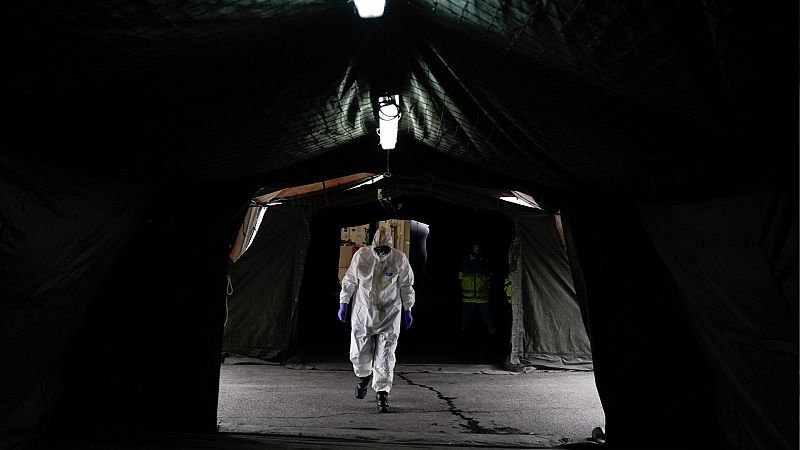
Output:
left=354, top=0, right=385, bottom=18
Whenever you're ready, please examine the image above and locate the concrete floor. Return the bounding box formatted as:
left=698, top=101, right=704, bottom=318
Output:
left=41, top=360, right=605, bottom=449
left=215, top=359, right=606, bottom=449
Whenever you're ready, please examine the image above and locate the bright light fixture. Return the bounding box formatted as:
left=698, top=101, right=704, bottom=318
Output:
left=500, top=196, right=538, bottom=208
left=377, top=94, right=400, bottom=150
left=354, top=0, right=385, bottom=18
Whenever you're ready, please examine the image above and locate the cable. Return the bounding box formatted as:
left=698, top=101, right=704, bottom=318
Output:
left=384, top=148, right=392, bottom=178
left=224, top=273, right=233, bottom=328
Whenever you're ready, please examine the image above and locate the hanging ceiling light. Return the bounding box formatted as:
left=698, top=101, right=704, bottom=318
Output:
left=353, top=0, right=385, bottom=18
left=377, top=94, right=400, bottom=150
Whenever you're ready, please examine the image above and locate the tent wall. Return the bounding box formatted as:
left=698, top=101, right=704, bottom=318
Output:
left=510, top=213, right=592, bottom=370
left=48, top=181, right=250, bottom=438
left=1, top=154, right=254, bottom=445
left=0, top=157, right=151, bottom=448
left=562, top=193, right=726, bottom=449
left=0, top=162, right=254, bottom=449
left=223, top=205, right=312, bottom=361
left=640, top=183, right=798, bottom=450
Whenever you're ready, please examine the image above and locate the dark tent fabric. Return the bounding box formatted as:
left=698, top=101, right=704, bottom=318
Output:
left=510, top=213, right=592, bottom=370
left=223, top=205, right=312, bottom=361
left=0, top=1, right=796, bottom=449
left=639, top=185, right=798, bottom=450
left=0, top=157, right=151, bottom=447
left=561, top=192, right=732, bottom=449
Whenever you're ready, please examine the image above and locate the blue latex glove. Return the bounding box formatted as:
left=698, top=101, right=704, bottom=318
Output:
left=337, top=303, right=348, bottom=322
left=403, top=309, right=413, bottom=329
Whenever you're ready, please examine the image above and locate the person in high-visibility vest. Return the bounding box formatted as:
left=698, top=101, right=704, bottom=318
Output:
left=458, top=240, right=496, bottom=335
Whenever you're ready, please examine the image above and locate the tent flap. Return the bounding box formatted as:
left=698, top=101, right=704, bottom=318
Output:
left=511, top=213, right=593, bottom=370
left=223, top=205, right=312, bottom=361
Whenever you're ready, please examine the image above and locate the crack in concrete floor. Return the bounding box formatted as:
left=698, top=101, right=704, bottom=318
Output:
left=397, top=372, right=526, bottom=436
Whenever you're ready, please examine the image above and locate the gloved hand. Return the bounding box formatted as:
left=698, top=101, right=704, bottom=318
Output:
left=403, top=309, right=413, bottom=329
left=337, top=303, right=348, bottom=322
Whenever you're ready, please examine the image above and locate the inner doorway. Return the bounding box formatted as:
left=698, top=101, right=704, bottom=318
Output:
left=294, top=205, right=515, bottom=367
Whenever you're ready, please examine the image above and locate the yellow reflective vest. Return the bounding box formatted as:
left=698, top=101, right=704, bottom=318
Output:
left=504, top=274, right=512, bottom=304
left=458, top=255, right=491, bottom=304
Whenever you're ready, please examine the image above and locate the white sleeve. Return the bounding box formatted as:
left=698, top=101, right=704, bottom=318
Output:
left=399, top=253, right=415, bottom=310
left=339, top=249, right=361, bottom=304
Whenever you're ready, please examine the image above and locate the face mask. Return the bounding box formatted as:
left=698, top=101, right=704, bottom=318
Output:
left=374, top=245, right=391, bottom=257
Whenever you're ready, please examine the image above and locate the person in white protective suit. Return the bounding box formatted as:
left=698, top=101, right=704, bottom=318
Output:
left=337, top=225, right=415, bottom=413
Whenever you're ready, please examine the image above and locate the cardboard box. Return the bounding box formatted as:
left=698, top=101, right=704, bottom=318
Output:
left=339, top=245, right=355, bottom=268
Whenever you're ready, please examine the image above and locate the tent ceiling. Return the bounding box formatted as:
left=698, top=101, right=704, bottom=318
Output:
left=5, top=1, right=795, bottom=200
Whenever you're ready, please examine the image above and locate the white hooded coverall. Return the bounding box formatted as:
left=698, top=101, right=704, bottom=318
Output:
left=339, top=227, right=415, bottom=393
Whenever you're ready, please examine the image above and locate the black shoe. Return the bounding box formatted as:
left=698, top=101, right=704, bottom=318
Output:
left=355, top=375, right=371, bottom=399
left=376, top=391, right=389, bottom=413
